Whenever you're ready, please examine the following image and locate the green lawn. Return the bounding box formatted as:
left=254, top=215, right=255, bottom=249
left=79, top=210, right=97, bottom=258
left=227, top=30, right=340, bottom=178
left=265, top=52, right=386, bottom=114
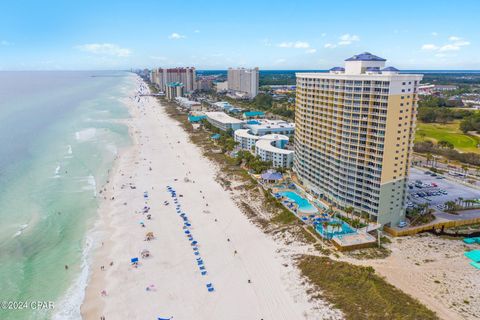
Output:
left=415, top=121, right=480, bottom=153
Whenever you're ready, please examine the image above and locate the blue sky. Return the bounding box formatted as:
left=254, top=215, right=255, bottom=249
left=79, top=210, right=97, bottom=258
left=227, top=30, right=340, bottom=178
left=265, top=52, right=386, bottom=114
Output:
left=0, top=0, right=478, bottom=70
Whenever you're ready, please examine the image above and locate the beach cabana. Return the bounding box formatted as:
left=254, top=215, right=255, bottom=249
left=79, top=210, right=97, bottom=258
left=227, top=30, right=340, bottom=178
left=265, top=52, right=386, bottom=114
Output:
left=145, top=232, right=154, bottom=241
left=261, top=170, right=283, bottom=183
left=141, top=249, right=150, bottom=258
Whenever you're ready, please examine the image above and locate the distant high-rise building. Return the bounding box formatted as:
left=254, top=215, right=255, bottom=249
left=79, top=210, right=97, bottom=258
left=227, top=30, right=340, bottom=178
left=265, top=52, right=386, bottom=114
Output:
left=166, top=82, right=184, bottom=101
left=227, top=67, right=259, bottom=99
left=294, top=52, right=423, bottom=226
left=151, top=67, right=196, bottom=92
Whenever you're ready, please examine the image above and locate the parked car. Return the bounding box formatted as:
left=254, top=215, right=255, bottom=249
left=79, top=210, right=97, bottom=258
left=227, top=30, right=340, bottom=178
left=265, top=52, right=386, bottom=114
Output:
left=398, top=221, right=408, bottom=228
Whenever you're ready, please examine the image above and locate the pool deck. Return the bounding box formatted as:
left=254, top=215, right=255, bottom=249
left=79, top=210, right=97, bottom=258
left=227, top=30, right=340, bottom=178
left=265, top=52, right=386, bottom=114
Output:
left=332, top=232, right=377, bottom=251
left=267, top=179, right=377, bottom=251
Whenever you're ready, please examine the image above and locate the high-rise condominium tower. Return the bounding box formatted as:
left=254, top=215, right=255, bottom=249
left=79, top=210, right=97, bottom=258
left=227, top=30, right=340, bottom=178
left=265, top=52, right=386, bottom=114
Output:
left=227, top=67, right=259, bottom=98
left=294, top=52, right=423, bottom=226
left=151, top=67, right=196, bottom=92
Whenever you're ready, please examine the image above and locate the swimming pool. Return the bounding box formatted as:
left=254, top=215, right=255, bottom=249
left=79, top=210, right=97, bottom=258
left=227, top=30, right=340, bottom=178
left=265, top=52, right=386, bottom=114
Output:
left=279, top=191, right=318, bottom=214
left=315, top=219, right=356, bottom=239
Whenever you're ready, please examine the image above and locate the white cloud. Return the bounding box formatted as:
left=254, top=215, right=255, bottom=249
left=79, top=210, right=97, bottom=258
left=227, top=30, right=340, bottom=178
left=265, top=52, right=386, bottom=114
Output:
left=0, top=40, right=12, bottom=46
left=194, top=30, right=200, bottom=33
left=278, top=41, right=310, bottom=49
left=324, top=34, right=360, bottom=49
left=338, top=34, right=360, bottom=45
left=76, top=43, right=131, bottom=57
left=274, top=58, right=286, bottom=64
left=306, top=48, right=317, bottom=54
left=422, top=36, right=470, bottom=53
left=321, top=33, right=327, bottom=37
left=168, top=32, right=186, bottom=40
left=421, top=44, right=438, bottom=50
left=431, top=32, right=438, bottom=36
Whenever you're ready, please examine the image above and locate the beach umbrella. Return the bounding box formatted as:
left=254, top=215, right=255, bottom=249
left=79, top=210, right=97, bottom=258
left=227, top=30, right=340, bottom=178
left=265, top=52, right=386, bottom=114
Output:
left=131, top=257, right=139, bottom=263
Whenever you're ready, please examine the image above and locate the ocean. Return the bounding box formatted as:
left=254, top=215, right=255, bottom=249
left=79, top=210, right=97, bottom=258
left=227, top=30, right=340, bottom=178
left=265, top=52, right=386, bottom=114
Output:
left=0, top=71, right=134, bottom=320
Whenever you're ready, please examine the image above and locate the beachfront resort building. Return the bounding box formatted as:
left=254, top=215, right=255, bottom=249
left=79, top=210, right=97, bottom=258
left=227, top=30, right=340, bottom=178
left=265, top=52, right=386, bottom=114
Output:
left=150, top=67, right=196, bottom=93
left=234, top=129, right=261, bottom=150
left=227, top=67, right=259, bottom=99
left=234, top=129, right=294, bottom=168
left=175, top=97, right=201, bottom=110
left=247, top=119, right=295, bottom=136
left=255, top=134, right=294, bottom=168
left=205, top=112, right=244, bottom=131
left=166, top=82, right=184, bottom=101
left=294, top=52, right=423, bottom=226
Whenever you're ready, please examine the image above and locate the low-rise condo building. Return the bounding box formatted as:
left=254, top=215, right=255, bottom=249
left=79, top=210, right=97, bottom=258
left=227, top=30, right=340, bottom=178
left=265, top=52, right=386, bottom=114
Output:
left=294, top=52, right=423, bottom=226
left=255, top=134, right=294, bottom=168
left=246, top=119, right=295, bottom=136
left=205, top=112, right=245, bottom=131
left=175, top=97, right=201, bottom=110
left=234, top=129, right=294, bottom=168
left=234, top=129, right=260, bottom=151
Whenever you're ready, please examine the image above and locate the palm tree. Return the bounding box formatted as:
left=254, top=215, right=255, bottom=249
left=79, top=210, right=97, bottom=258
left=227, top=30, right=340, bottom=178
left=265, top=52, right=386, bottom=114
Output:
left=344, top=206, right=354, bottom=221
left=461, top=165, right=469, bottom=179
left=458, top=197, right=464, bottom=208
left=444, top=201, right=457, bottom=213
left=426, top=153, right=433, bottom=166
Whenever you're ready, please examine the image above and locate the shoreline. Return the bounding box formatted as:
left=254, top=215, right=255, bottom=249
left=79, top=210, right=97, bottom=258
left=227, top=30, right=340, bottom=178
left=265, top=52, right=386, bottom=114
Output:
left=80, top=75, right=327, bottom=319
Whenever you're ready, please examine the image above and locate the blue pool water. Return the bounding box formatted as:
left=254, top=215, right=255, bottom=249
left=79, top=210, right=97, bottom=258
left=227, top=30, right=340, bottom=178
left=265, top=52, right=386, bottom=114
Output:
left=316, top=219, right=356, bottom=239
left=279, top=191, right=318, bottom=213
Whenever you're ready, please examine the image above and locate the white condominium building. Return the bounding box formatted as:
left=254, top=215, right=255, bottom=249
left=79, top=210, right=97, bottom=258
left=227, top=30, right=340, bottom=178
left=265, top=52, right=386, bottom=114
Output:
left=234, top=129, right=260, bottom=150
left=227, top=67, right=259, bottom=99
left=234, top=130, right=294, bottom=168
left=246, top=119, right=295, bottom=136
left=255, top=134, right=293, bottom=168
left=205, top=112, right=245, bottom=131
left=294, top=52, right=423, bottom=226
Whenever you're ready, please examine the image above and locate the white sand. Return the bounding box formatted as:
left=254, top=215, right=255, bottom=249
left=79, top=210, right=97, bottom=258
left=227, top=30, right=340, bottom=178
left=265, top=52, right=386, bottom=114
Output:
left=80, top=75, right=337, bottom=320
left=343, top=235, right=480, bottom=320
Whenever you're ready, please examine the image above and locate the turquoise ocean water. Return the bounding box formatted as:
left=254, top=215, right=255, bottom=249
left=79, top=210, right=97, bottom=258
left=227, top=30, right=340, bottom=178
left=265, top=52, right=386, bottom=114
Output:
left=0, top=71, right=134, bottom=319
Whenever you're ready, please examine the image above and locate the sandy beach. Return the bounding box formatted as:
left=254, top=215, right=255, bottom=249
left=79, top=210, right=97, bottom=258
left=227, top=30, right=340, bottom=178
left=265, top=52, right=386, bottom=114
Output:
left=80, top=75, right=337, bottom=320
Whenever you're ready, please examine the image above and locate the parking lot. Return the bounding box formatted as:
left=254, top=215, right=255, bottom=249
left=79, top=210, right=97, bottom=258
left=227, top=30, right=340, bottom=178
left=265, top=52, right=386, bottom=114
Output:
left=407, top=168, right=480, bottom=210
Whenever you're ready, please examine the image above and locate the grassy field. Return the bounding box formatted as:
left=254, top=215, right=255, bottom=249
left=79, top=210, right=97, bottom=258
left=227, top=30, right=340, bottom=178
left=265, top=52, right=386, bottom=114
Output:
left=415, top=121, right=480, bottom=153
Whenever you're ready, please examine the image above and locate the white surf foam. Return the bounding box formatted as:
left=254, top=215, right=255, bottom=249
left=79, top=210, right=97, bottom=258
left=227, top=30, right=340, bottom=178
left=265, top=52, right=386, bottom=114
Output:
left=75, top=128, right=96, bottom=142
left=105, top=143, right=118, bottom=155
left=51, top=234, right=94, bottom=320
left=81, top=175, right=97, bottom=197
left=67, top=145, right=73, bottom=155
left=12, top=224, right=29, bottom=238
left=54, top=164, right=61, bottom=178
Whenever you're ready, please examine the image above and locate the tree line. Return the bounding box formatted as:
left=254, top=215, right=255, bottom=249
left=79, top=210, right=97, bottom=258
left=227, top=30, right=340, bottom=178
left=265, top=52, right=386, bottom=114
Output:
left=414, top=140, right=480, bottom=166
